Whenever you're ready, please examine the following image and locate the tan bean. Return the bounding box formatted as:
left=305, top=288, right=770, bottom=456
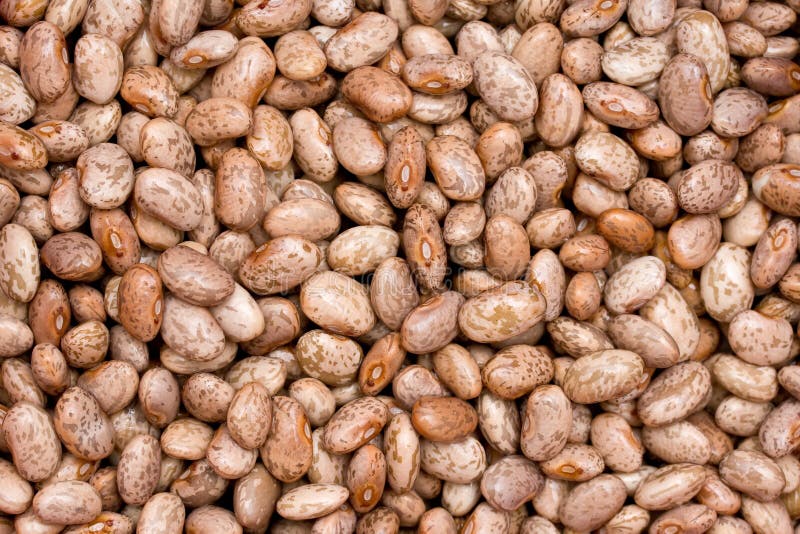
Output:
left=384, top=126, right=426, bottom=209
left=54, top=386, right=114, bottom=461
left=563, top=349, right=644, bottom=404
left=420, top=435, right=487, bottom=485
left=426, top=135, right=485, bottom=201
left=720, top=450, right=785, bottom=502
left=635, top=463, right=707, bottom=511
left=137, top=492, right=185, bottom=534
left=324, top=397, right=390, bottom=454
left=158, top=245, right=233, bottom=307
left=637, top=361, right=712, bottom=427
left=473, top=51, right=537, bottom=122
left=520, top=385, right=571, bottom=462
left=170, top=459, right=228, bottom=508
left=559, top=474, right=627, bottom=531
left=33, top=480, right=101, bottom=526
left=134, top=167, right=203, bottom=231
left=211, top=38, right=275, bottom=108
left=260, top=396, right=312, bottom=483
left=400, top=291, right=464, bottom=355
left=659, top=53, right=714, bottom=136
left=341, top=66, right=412, bottom=123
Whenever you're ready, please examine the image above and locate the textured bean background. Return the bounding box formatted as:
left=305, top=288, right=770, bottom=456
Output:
left=2, top=0, right=800, bottom=532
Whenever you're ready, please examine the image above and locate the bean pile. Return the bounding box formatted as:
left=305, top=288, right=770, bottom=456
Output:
left=2, top=0, right=800, bottom=532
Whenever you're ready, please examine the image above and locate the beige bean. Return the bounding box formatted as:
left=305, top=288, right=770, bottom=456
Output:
left=411, top=397, right=477, bottom=443
left=54, top=386, right=113, bottom=461
left=602, top=37, right=671, bottom=86
left=0, top=458, right=32, bottom=515
left=239, top=235, right=321, bottom=296
left=260, top=396, right=312, bottom=483
left=426, top=135, right=485, bottom=201
left=158, top=246, right=233, bottom=308
left=546, top=316, right=613, bottom=359
left=563, top=349, right=644, bottom=404
left=659, top=53, right=714, bottom=136
left=559, top=474, right=627, bottom=531
left=728, top=310, right=793, bottom=366
left=170, top=459, right=228, bottom=508
left=160, top=418, right=214, bottom=461
left=185, top=97, right=252, bottom=146
left=211, top=38, right=275, bottom=108
left=635, top=463, right=707, bottom=511
left=473, top=51, right=537, bottom=122
left=138, top=367, right=180, bottom=429
left=640, top=282, right=701, bottom=362
left=384, top=126, right=426, bottom=208
left=401, top=291, right=464, bottom=354
left=574, top=131, right=639, bottom=191
left=134, top=167, right=203, bottom=231
left=637, top=361, right=712, bottom=427
left=520, top=385, right=571, bottom=462
left=300, top=271, right=375, bottom=337
left=420, top=435, right=486, bottom=484
left=117, top=434, right=161, bottom=505
left=206, top=424, right=257, bottom=480
left=33, top=481, right=101, bottom=525
left=18, top=22, right=70, bottom=105
left=720, top=450, right=785, bottom=502
left=136, top=492, right=185, bottom=534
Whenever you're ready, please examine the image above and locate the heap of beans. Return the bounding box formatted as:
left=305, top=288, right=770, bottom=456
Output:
left=3, top=0, right=800, bottom=532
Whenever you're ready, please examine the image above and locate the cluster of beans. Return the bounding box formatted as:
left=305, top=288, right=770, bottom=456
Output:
left=3, top=0, right=800, bottom=532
